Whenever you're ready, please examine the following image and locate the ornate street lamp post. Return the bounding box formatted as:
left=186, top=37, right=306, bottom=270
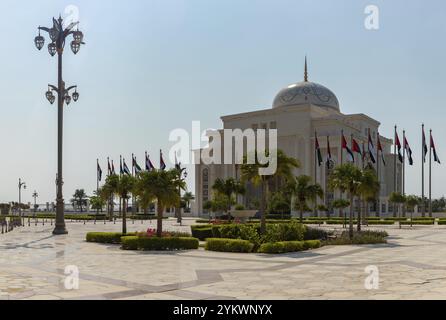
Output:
left=34, top=16, right=85, bottom=235
left=18, top=178, right=26, bottom=217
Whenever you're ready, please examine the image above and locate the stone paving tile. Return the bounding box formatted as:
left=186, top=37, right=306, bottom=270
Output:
left=2, top=218, right=446, bottom=299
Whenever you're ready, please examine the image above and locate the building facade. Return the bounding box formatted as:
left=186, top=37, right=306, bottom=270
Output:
left=194, top=62, right=402, bottom=217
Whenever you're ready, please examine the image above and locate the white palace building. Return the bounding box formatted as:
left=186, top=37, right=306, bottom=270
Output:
left=193, top=60, right=402, bottom=217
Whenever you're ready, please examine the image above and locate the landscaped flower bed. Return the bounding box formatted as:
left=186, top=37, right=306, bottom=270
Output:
left=86, top=232, right=136, bottom=244
left=205, top=238, right=254, bottom=253
left=121, top=236, right=199, bottom=251
left=258, top=240, right=321, bottom=254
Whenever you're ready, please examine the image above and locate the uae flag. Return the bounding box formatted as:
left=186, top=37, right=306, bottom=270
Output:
left=404, top=137, right=414, bottom=165
left=431, top=133, right=441, bottom=164
left=342, top=134, right=354, bottom=162
left=368, top=132, right=376, bottom=164
left=315, top=136, right=323, bottom=167
left=120, top=157, right=124, bottom=175
left=326, top=136, right=332, bottom=163
left=395, top=132, right=403, bottom=163
left=133, top=156, right=142, bottom=174
left=123, top=159, right=131, bottom=175
left=107, top=159, right=112, bottom=176
left=111, top=160, right=116, bottom=175
left=160, top=150, right=167, bottom=171
left=377, top=136, right=386, bottom=166
left=97, top=162, right=103, bottom=181
left=352, top=138, right=362, bottom=158
left=145, top=153, right=154, bottom=171
left=423, top=128, right=428, bottom=163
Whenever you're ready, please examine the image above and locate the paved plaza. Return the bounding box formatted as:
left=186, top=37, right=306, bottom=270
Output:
left=1, top=218, right=446, bottom=299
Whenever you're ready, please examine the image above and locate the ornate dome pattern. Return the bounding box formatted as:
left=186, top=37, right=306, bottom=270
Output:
left=273, top=81, right=340, bottom=111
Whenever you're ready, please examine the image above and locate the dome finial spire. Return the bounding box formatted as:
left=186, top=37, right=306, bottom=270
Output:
left=304, top=55, right=308, bottom=82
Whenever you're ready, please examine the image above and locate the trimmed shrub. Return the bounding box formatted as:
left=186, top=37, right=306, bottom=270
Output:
left=384, top=217, right=407, bottom=221
left=326, top=230, right=388, bottom=245
left=265, top=214, right=292, bottom=220
left=411, top=217, right=435, bottom=221
left=263, top=221, right=305, bottom=243
left=137, top=237, right=199, bottom=251
left=400, top=220, right=435, bottom=225
left=438, top=220, right=446, bottom=225
left=303, top=240, right=322, bottom=250
left=121, top=236, right=139, bottom=250
left=195, top=219, right=212, bottom=224
left=86, top=232, right=136, bottom=244
left=325, top=220, right=358, bottom=225
left=191, top=225, right=214, bottom=240
left=258, top=241, right=305, bottom=254
left=366, top=220, right=395, bottom=225
left=205, top=238, right=254, bottom=253
left=218, top=224, right=260, bottom=244
left=304, top=227, right=328, bottom=240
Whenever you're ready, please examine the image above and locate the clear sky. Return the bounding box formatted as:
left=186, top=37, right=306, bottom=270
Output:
left=0, top=0, right=445, bottom=204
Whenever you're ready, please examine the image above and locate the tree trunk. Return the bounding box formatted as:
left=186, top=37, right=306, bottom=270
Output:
left=157, top=201, right=163, bottom=237
left=349, top=194, right=354, bottom=240
left=144, top=206, right=148, bottom=215
left=260, top=182, right=267, bottom=235
left=299, top=205, right=304, bottom=223
left=357, top=198, right=362, bottom=232
left=122, top=198, right=127, bottom=234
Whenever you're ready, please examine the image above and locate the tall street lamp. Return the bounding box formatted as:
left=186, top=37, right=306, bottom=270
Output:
left=18, top=178, right=26, bottom=217
left=32, top=191, right=39, bottom=214
left=175, top=163, right=187, bottom=225
left=34, top=15, right=85, bottom=235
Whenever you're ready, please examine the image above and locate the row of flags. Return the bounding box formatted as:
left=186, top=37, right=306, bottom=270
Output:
left=97, top=150, right=167, bottom=182
left=315, top=130, right=386, bottom=167
left=314, top=127, right=440, bottom=168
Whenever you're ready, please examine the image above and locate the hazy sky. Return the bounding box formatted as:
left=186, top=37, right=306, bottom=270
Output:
left=0, top=0, right=445, bottom=204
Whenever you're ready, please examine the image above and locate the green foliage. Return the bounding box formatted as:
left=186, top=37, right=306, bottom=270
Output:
left=331, top=199, right=351, bottom=210
left=401, top=220, right=435, bottom=225
left=267, top=192, right=291, bottom=215
left=191, top=225, right=214, bottom=240
left=212, top=178, right=245, bottom=212
left=303, top=227, right=329, bottom=240
left=205, top=238, right=254, bottom=253
left=258, top=240, right=321, bottom=254
left=405, top=195, right=420, bottom=211
left=389, top=192, right=406, bottom=204
left=71, top=189, right=88, bottom=212
left=366, top=220, right=395, bottom=225
left=90, top=194, right=105, bottom=211
left=263, top=221, right=305, bottom=243
left=326, top=230, right=388, bottom=245
left=135, top=237, right=199, bottom=251
left=234, top=204, right=245, bottom=210
left=121, top=236, right=139, bottom=250
left=265, top=214, right=292, bottom=220
left=218, top=224, right=260, bottom=246
left=86, top=232, right=136, bottom=244
left=290, top=175, right=324, bottom=220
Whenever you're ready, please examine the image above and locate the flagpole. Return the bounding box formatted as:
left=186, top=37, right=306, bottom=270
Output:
left=402, top=130, right=406, bottom=218
left=119, top=155, right=122, bottom=219
left=96, top=158, right=99, bottom=222
left=314, top=130, right=317, bottom=217
left=429, top=129, right=432, bottom=217
left=132, top=153, right=136, bottom=216
left=394, top=125, right=397, bottom=217
left=376, top=132, right=380, bottom=217
left=340, top=130, right=344, bottom=220
left=422, top=124, right=425, bottom=217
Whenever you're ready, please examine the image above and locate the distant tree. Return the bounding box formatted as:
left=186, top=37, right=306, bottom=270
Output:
left=71, top=189, right=88, bottom=212
left=182, top=192, right=195, bottom=213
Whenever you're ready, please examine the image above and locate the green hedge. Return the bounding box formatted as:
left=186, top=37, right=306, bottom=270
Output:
left=86, top=232, right=136, bottom=244
left=136, top=237, right=199, bottom=251
left=258, top=240, right=321, bottom=254
left=190, top=225, right=214, bottom=240
left=326, top=230, right=388, bottom=245
left=400, top=220, right=435, bottom=225
left=121, top=236, right=139, bottom=250
left=325, top=220, right=358, bottom=225
left=366, top=220, right=395, bottom=225
left=265, top=214, right=292, bottom=220
left=304, top=227, right=328, bottom=240
left=205, top=238, right=254, bottom=253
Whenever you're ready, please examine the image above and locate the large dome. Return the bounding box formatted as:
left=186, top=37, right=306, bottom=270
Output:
left=273, top=81, right=340, bottom=111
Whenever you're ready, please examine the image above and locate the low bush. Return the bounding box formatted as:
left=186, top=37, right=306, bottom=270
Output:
left=265, top=214, right=292, bottom=220
left=304, top=227, right=328, bottom=240
left=326, top=230, right=388, bottom=245
left=325, top=220, right=358, bottom=225
left=195, top=219, right=212, bottom=224
left=366, top=220, right=395, bottom=225
left=438, top=220, right=446, bottom=225
left=258, top=240, right=321, bottom=254
left=218, top=224, right=260, bottom=246
left=86, top=232, right=136, bottom=244
left=263, top=221, right=305, bottom=243
left=205, top=238, right=254, bottom=253
left=191, top=225, right=214, bottom=240
left=411, top=217, right=435, bottom=221
left=400, top=220, right=435, bottom=225
left=136, top=237, right=199, bottom=251
left=121, top=236, right=139, bottom=250
left=384, top=217, right=407, bottom=221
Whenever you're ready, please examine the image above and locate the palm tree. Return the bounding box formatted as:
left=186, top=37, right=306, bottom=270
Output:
left=212, top=178, right=245, bottom=215
left=329, top=163, right=362, bottom=239
left=90, top=191, right=105, bottom=212
left=241, top=149, right=300, bottom=234
left=357, top=168, right=380, bottom=231
left=182, top=192, right=195, bottom=213
left=291, top=175, right=324, bottom=222
left=116, top=175, right=136, bottom=234
left=71, top=189, right=88, bottom=212
left=100, top=174, right=119, bottom=220
left=134, top=169, right=185, bottom=237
